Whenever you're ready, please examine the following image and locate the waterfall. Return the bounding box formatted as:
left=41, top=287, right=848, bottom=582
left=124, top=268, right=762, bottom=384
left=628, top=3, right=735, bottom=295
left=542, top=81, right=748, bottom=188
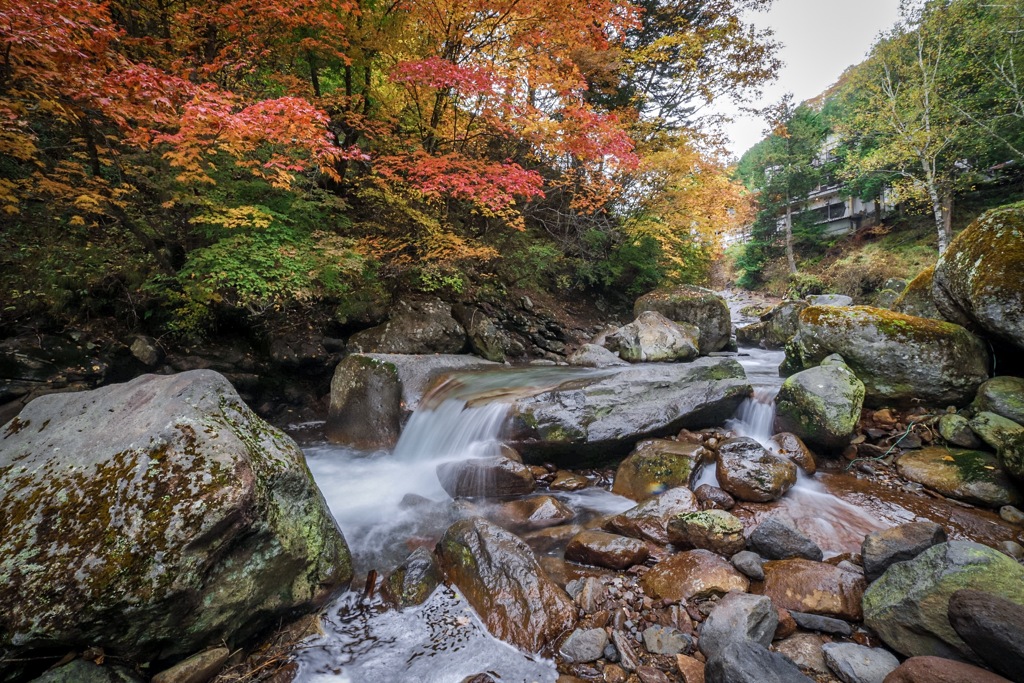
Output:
left=392, top=387, right=510, bottom=462
left=724, top=386, right=778, bottom=447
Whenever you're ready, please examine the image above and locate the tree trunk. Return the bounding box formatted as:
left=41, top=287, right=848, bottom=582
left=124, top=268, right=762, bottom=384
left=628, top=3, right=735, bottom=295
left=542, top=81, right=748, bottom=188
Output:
left=941, top=192, right=954, bottom=249
left=784, top=198, right=797, bottom=274
left=921, top=160, right=948, bottom=254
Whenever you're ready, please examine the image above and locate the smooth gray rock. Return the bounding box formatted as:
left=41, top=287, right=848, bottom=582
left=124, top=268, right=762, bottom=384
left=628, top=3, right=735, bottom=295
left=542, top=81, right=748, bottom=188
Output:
left=807, top=294, right=854, bottom=307
left=605, top=311, right=700, bottom=362
left=973, top=376, right=1024, bottom=427
left=715, top=437, right=797, bottom=503
left=748, top=514, right=823, bottom=561
left=698, top=592, right=777, bottom=659
left=346, top=298, right=467, bottom=354
left=642, top=625, right=692, bottom=655
left=730, top=551, right=765, bottom=581
left=789, top=611, right=854, bottom=636
left=634, top=285, right=732, bottom=353
left=862, top=522, right=948, bottom=583
left=938, top=413, right=984, bottom=448
left=567, top=343, right=628, bottom=368
left=559, top=628, right=609, bottom=664
left=822, top=643, right=900, bottom=683
left=774, top=359, right=865, bottom=450
left=705, top=640, right=814, bottom=683
left=969, top=411, right=1024, bottom=481
left=948, top=589, right=1024, bottom=683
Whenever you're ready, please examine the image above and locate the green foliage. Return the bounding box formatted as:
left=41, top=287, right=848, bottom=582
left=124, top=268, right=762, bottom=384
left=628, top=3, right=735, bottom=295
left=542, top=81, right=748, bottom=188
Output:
left=574, top=232, right=667, bottom=297
left=785, top=272, right=825, bottom=298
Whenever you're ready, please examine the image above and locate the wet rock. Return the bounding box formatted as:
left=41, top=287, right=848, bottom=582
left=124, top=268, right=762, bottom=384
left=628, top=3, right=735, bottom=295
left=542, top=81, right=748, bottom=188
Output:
left=774, top=357, right=865, bottom=450
left=783, top=306, right=989, bottom=407
left=129, top=335, right=162, bottom=367
left=612, top=439, right=711, bottom=501
left=437, top=456, right=536, bottom=499
left=973, top=376, right=1024, bottom=427
left=1001, top=505, right=1024, bottom=524
left=705, top=640, right=814, bottom=683
left=883, top=656, right=1014, bottom=683
left=969, top=412, right=1024, bottom=481
left=565, top=530, right=650, bottom=570
left=643, top=625, right=692, bottom=655
left=807, top=294, right=854, bottom=307
left=759, top=559, right=865, bottom=620
left=637, top=665, right=671, bottom=683
left=862, top=541, right=1024, bottom=660
left=932, top=202, right=1024, bottom=352
left=789, top=611, right=854, bottom=636
left=612, top=629, right=641, bottom=672
left=768, top=432, right=817, bottom=474
left=605, top=311, right=701, bottom=363
left=634, top=285, right=732, bottom=353
left=697, top=592, right=777, bottom=659
left=675, top=654, right=705, bottom=683
left=748, top=513, right=823, bottom=561
left=452, top=305, right=510, bottom=362
left=604, top=486, right=700, bottom=544
left=997, top=540, right=1024, bottom=560
left=694, top=484, right=735, bottom=510
left=436, top=517, right=576, bottom=653
left=567, top=343, right=628, bottom=368
left=716, top=437, right=797, bottom=503
left=492, top=496, right=574, bottom=530
left=822, top=643, right=899, bottom=683
left=730, top=551, right=765, bottom=581
left=151, top=647, right=230, bottom=683
left=667, top=510, right=746, bottom=555
left=559, top=628, right=609, bottom=664
left=861, top=522, right=948, bottom=583
left=774, top=633, right=830, bottom=675
left=549, top=470, right=591, bottom=491
left=895, top=447, right=1022, bottom=508
left=640, top=550, right=749, bottom=602
left=761, top=300, right=809, bottom=349
left=736, top=320, right=767, bottom=346
left=938, top=414, right=984, bottom=449
left=347, top=298, right=467, bottom=354
left=30, top=660, right=143, bottom=683
left=893, top=267, right=943, bottom=320
left=948, top=589, right=1024, bottom=682
left=382, top=547, right=441, bottom=608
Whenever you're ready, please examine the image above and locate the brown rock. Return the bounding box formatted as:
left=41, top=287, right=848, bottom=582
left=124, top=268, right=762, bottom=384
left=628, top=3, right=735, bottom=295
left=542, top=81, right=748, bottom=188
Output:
left=667, top=510, right=746, bottom=556
left=772, top=633, right=830, bottom=675
left=566, top=530, right=650, bottom=570
left=522, top=524, right=586, bottom=554
left=883, top=656, right=1013, bottom=683
left=612, top=439, right=711, bottom=501
left=152, top=648, right=230, bottom=683
left=605, top=487, right=700, bottom=544
left=676, top=654, right=705, bottom=683
left=694, top=484, right=736, bottom=510
left=639, top=549, right=749, bottom=602
left=758, top=559, right=866, bottom=620
left=604, top=664, right=629, bottom=683
left=637, top=665, right=671, bottom=683
left=551, top=471, right=591, bottom=491
left=492, top=495, right=575, bottom=530
left=768, top=433, right=817, bottom=475
left=716, top=437, right=797, bottom=503
left=774, top=608, right=798, bottom=641
left=437, top=456, right=536, bottom=499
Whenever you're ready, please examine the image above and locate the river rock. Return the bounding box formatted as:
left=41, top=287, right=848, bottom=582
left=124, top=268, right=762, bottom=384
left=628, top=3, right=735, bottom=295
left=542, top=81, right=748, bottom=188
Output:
left=748, top=514, right=823, bottom=561
left=893, top=267, right=943, bottom=320
left=559, top=628, right=609, bottom=664
left=151, top=647, right=230, bottom=683
left=895, top=447, right=1022, bottom=507
left=932, top=202, right=1024, bottom=352
left=774, top=357, right=865, bottom=450
left=716, top=437, right=797, bottom=503
left=642, top=625, right=692, bottom=656
left=697, top=592, right=777, bottom=659
left=969, top=412, right=1024, bottom=480
left=605, top=311, right=701, bottom=363
left=883, top=656, right=1014, bottom=683
left=735, top=320, right=767, bottom=346
left=326, top=353, right=497, bottom=447
left=705, top=640, right=814, bottom=683
left=347, top=298, right=467, bottom=354
left=612, top=439, right=711, bottom=501
left=768, top=432, right=816, bottom=474
left=604, top=486, right=700, bottom=544
left=0, top=371, right=351, bottom=664
left=861, top=522, right=948, bottom=583
left=758, top=559, right=865, bottom=620
left=973, top=376, right=1024, bottom=426
left=567, top=343, right=629, bottom=368
left=382, top=547, right=441, bottom=608
left=436, top=456, right=536, bottom=499
left=30, top=660, right=143, bottom=683
left=938, top=414, right=984, bottom=448
left=822, top=643, right=899, bottom=683
left=783, top=306, right=989, bottom=406
left=492, top=495, right=574, bottom=530
left=634, top=286, right=732, bottom=353
left=640, top=550, right=749, bottom=602
left=807, top=294, right=854, bottom=307
left=667, top=510, right=746, bottom=555
left=507, top=358, right=750, bottom=464
left=436, top=517, right=576, bottom=653
left=789, top=611, right=854, bottom=636
left=862, top=541, right=1024, bottom=660
left=948, top=589, right=1024, bottom=682
left=564, top=530, right=650, bottom=570
left=694, top=484, right=735, bottom=510
left=451, top=305, right=510, bottom=362
left=763, top=300, right=809, bottom=349
left=731, top=551, right=765, bottom=581
left=549, top=470, right=590, bottom=491
left=774, top=633, right=830, bottom=675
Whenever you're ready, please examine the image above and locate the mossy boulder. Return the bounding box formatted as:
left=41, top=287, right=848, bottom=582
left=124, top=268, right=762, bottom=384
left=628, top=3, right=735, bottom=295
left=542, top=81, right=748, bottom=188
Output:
left=973, top=376, right=1024, bottom=426
left=605, top=311, right=700, bottom=362
left=784, top=306, right=990, bottom=406
left=933, top=202, right=1024, bottom=351
left=893, top=267, right=943, bottom=320
left=667, top=509, right=746, bottom=555
left=774, top=355, right=865, bottom=450
left=895, top=446, right=1022, bottom=507
left=862, top=541, right=1024, bottom=660
left=715, top=437, right=797, bottom=503
left=0, top=370, right=352, bottom=665
left=764, top=300, right=809, bottom=348
left=969, top=411, right=1024, bottom=481
left=611, top=439, right=711, bottom=501
left=346, top=297, right=467, bottom=354
left=634, top=285, right=732, bottom=353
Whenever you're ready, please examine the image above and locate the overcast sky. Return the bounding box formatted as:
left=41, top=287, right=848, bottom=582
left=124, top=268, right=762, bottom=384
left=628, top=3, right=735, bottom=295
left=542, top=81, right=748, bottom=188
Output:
left=718, top=0, right=903, bottom=158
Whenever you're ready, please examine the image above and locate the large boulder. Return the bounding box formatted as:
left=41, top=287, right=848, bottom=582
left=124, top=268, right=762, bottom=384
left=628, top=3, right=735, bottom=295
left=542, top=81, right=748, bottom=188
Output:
left=783, top=306, right=990, bottom=406
left=506, top=359, right=751, bottom=464
left=893, top=267, right=943, bottom=320
left=862, top=541, right=1024, bottom=660
left=566, top=344, right=628, bottom=368
left=948, top=589, right=1024, bottom=683
left=763, top=300, right=809, bottom=348
left=0, top=371, right=351, bottom=664
left=774, top=355, right=865, bottom=450
left=705, top=640, right=814, bottom=683
left=326, top=353, right=498, bottom=448
left=715, top=437, right=797, bottom=503
left=883, top=656, right=1015, bottom=683
left=605, top=311, right=700, bottom=362
left=611, top=438, right=711, bottom=501
left=861, top=522, right=947, bottom=584
left=346, top=298, right=467, bottom=354
left=634, top=286, right=732, bottom=353
left=435, top=517, right=576, bottom=653
left=451, top=304, right=512, bottom=362
left=932, top=202, right=1024, bottom=351
left=895, top=447, right=1022, bottom=507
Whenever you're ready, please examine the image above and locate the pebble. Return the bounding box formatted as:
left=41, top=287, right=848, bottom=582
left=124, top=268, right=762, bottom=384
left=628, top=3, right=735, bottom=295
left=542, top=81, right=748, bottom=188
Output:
left=730, top=551, right=765, bottom=580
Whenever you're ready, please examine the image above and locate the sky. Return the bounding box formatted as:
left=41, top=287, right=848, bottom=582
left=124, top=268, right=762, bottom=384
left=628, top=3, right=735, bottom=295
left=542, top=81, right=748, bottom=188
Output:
left=719, top=0, right=903, bottom=158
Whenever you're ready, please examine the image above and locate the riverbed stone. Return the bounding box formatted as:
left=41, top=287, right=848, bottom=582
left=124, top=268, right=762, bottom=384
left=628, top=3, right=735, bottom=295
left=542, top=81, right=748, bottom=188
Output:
left=822, top=643, right=899, bottom=683
left=30, top=660, right=143, bottom=683
left=667, top=510, right=746, bottom=555
left=643, top=625, right=693, bottom=655
left=861, top=522, right=948, bottom=583
left=612, top=439, right=711, bottom=501
left=973, top=376, right=1024, bottom=426
left=768, top=432, right=817, bottom=474
left=883, top=656, right=1014, bottom=683
left=436, top=517, right=576, bottom=653
left=969, top=412, right=1024, bottom=481
left=347, top=297, right=467, bottom=354
left=716, top=437, right=797, bottom=503
left=938, top=414, right=984, bottom=449
left=807, top=294, right=854, bottom=307
left=694, top=484, right=735, bottom=510
left=893, top=267, right=943, bottom=320
left=705, top=640, right=814, bottom=683
left=783, top=306, right=989, bottom=406
left=640, top=550, right=749, bottom=602
left=549, top=470, right=590, bottom=491
left=604, top=486, right=700, bottom=544
left=436, top=456, right=536, bottom=499
left=748, top=514, right=823, bottom=561
left=862, top=541, right=1024, bottom=660
left=758, top=559, right=865, bottom=620
left=565, top=530, right=650, bottom=570
left=697, top=592, right=777, bottom=659
left=895, top=447, right=1022, bottom=508
left=151, top=647, right=230, bottom=683
left=567, top=343, right=629, bottom=368
left=948, top=589, right=1024, bottom=682
left=492, top=496, right=575, bottom=530
left=932, top=201, right=1024, bottom=352
left=452, top=305, right=511, bottom=362
left=605, top=311, right=701, bottom=363
left=559, top=628, right=609, bottom=664
left=634, top=285, right=732, bottom=353
left=0, top=370, right=352, bottom=664
left=507, top=358, right=750, bottom=464
left=730, top=551, right=765, bottom=581
left=774, top=358, right=865, bottom=450
left=789, top=611, right=854, bottom=636
left=774, top=633, right=830, bottom=675
left=763, top=300, right=810, bottom=349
